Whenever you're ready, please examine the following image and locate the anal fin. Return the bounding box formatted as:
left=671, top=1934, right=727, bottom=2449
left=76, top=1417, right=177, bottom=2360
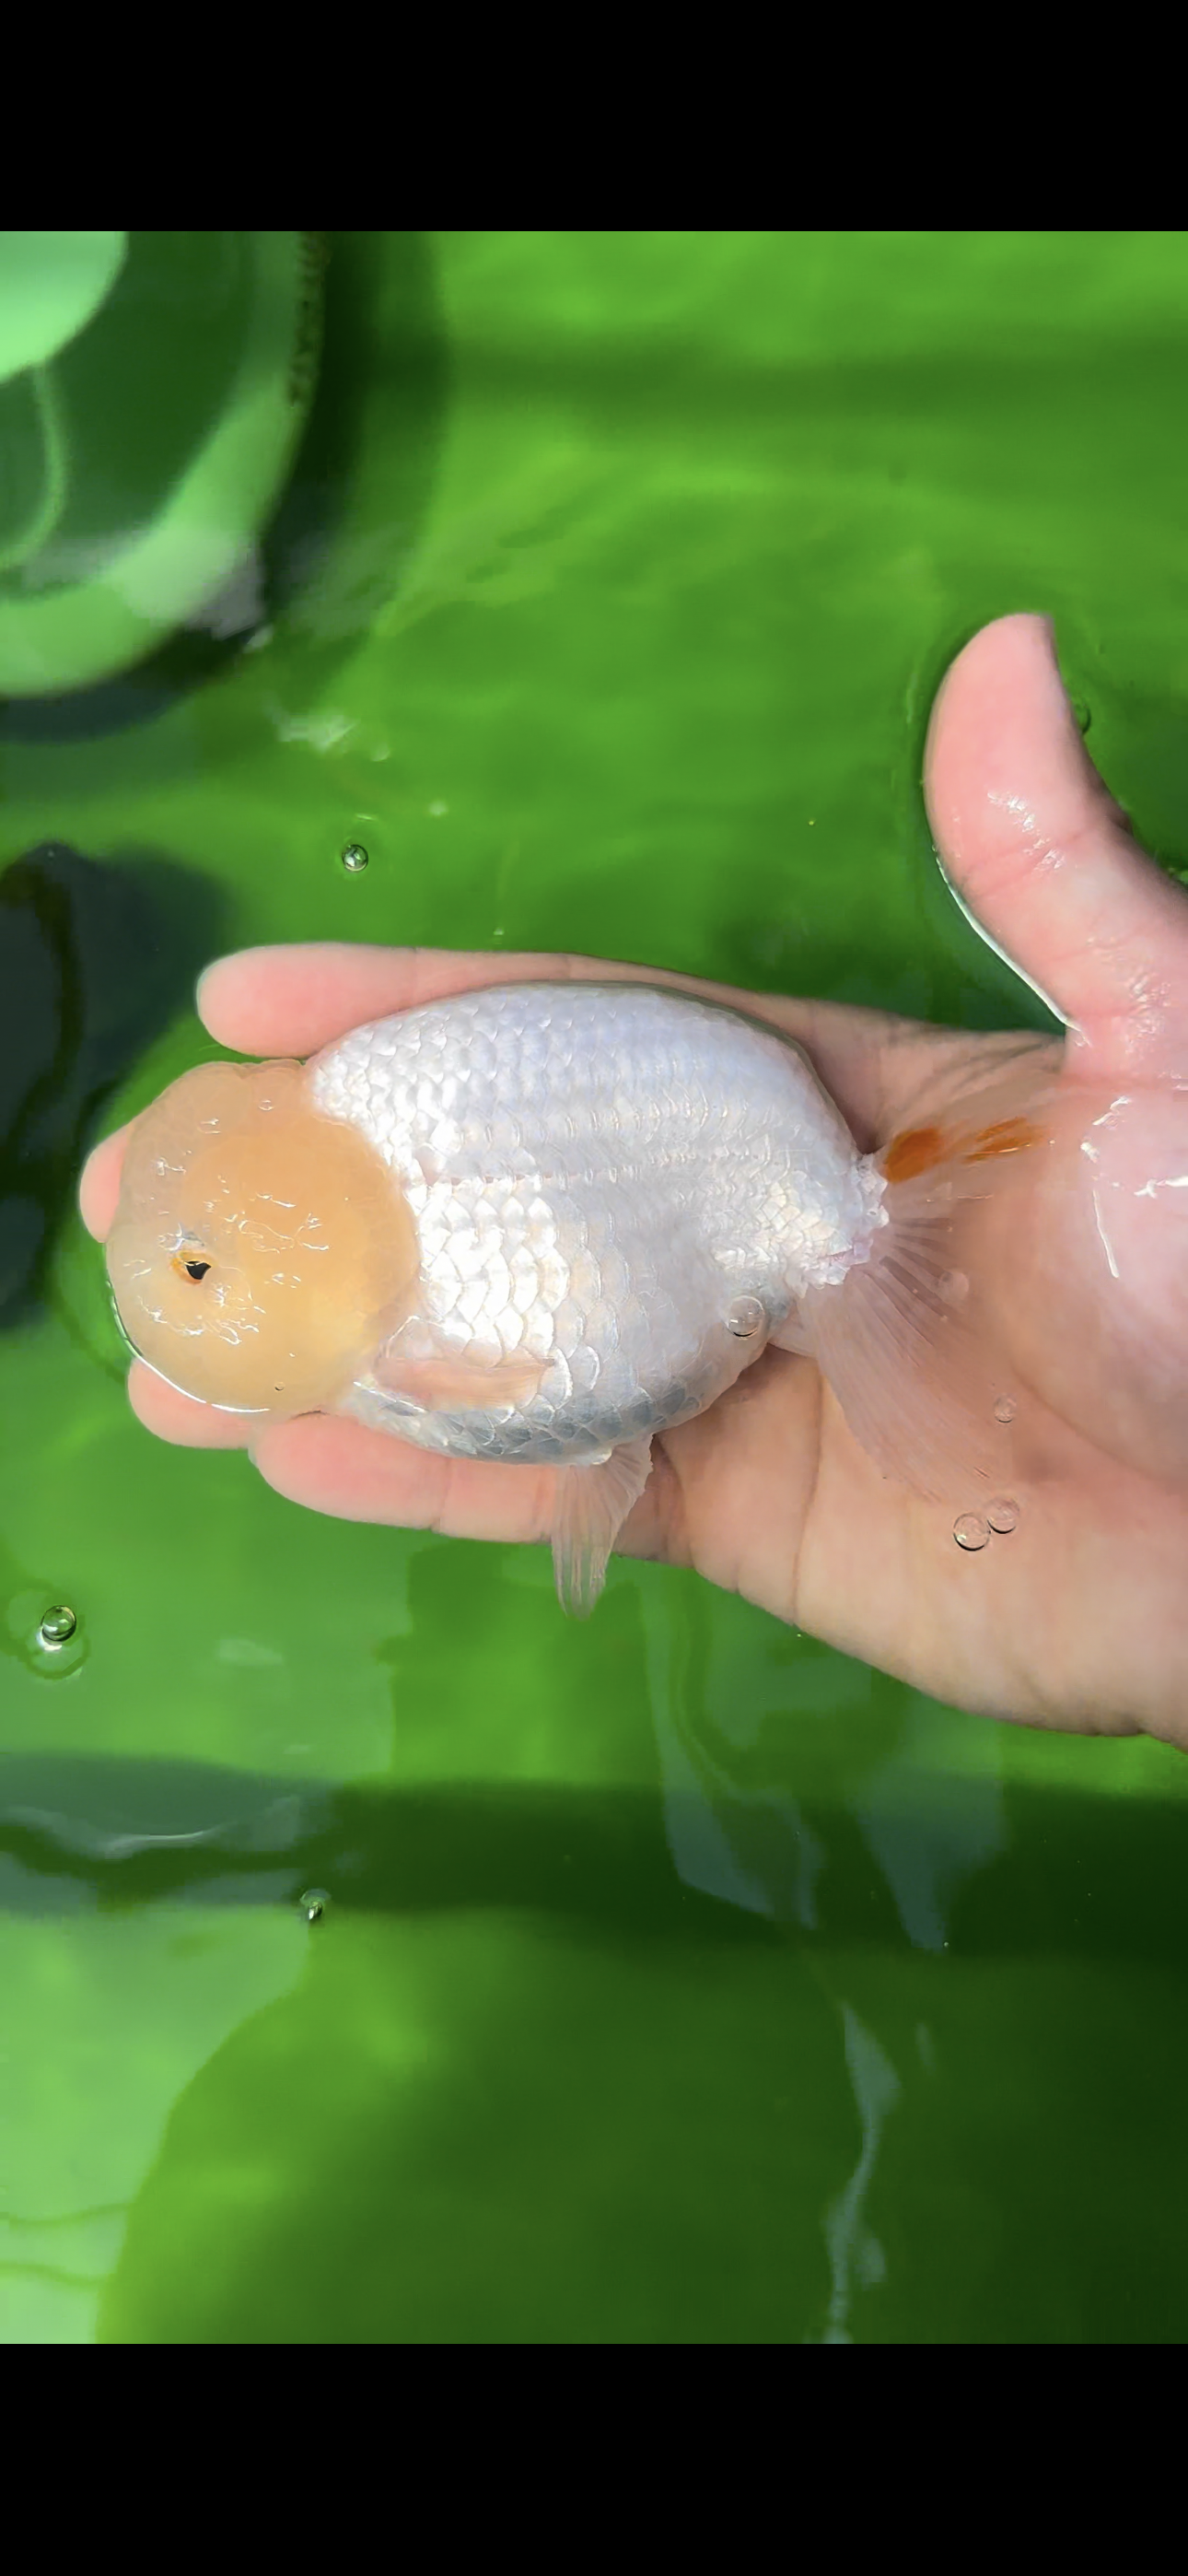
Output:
left=552, top=1436, right=654, bottom=1617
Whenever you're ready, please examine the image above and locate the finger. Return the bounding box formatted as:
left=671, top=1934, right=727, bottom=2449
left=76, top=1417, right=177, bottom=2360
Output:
left=79, top=1123, right=130, bottom=1241
left=195, top=943, right=530, bottom=1056
left=129, top=1359, right=257, bottom=1448
left=195, top=941, right=953, bottom=1148
left=926, top=612, right=1188, bottom=1081
left=250, top=1409, right=557, bottom=1546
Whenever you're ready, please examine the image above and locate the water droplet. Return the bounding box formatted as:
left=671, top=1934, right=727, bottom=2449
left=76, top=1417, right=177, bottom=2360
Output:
left=993, top=1394, right=1017, bottom=1424
left=1071, top=697, right=1092, bottom=736
left=341, top=841, right=368, bottom=872
left=298, top=1887, right=330, bottom=1924
left=727, top=1294, right=765, bottom=1338
left=938, top=1269, right=969, bottom=1308
left=6, top=1585, right=88, bottom=1677
left=953, top=1513, right=990, bottom=1551
left=986, top=1495, right=1019, bottom=1534
left=39, top=1605, right=76, bottom=1646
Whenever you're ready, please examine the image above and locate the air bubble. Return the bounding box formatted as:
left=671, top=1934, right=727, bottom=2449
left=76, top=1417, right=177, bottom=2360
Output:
left=298, top=1887, right=330, bottom=1924
left=1071, top=697, right=1092, bottom=736
left=38, top=1605, right=77, bottom=1645
left=341, top=842, right=369, bottom=872
left=4, top=1587, right=86, bottom=1678
left=986, top=1495, right=1019, bottom=1534
left=993, top=1394, right=1017, bottom=1425
left=727, top=1295, right=765, bottom=1338
left=938, top=1270, right=969, bottom=1308
left=953, top=1513, right=990, bottom=1551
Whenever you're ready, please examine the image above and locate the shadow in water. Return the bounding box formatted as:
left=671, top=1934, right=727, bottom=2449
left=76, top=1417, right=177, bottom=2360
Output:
left=0, top=1754, right=774, bottom=1948
left=4, top=1744, right=1188, bottom=1973
left=0, top=840, right=225, bottom=1326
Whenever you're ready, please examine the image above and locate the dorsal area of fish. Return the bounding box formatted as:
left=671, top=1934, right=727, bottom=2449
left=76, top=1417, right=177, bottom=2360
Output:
left=309, top=983, right=883, bottom=1466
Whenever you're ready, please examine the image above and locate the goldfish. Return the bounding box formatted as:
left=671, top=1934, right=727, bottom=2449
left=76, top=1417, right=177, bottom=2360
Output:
left=104, top=980, right=1054, bottom=1610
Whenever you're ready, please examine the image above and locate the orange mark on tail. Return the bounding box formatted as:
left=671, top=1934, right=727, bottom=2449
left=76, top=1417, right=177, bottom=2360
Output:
left=884, top=1113, right=1045, bottom=1185
left=961, top=1116, right=1043, bottom=1164
left=882, top=1125, right=947, bottom=1183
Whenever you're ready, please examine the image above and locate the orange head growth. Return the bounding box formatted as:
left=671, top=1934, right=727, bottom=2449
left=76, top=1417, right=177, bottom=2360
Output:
left=105, top=1060, right=418, bottom=1416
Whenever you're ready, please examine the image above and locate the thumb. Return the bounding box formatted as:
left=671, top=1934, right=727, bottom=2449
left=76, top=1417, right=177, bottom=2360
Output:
left=925, top=613, right=1188, bottom=1081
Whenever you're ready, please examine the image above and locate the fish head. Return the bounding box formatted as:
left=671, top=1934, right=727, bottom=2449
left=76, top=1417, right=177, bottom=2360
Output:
left=105, top=1059, right=417, bottom=1416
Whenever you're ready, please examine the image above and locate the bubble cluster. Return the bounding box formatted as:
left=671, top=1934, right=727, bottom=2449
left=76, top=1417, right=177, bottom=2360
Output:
left=954, top=1493, right=1021, bottom=1551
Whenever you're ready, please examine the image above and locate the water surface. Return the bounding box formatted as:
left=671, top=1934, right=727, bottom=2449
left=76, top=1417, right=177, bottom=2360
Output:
left=4, top=230, right=1188, bottom=2343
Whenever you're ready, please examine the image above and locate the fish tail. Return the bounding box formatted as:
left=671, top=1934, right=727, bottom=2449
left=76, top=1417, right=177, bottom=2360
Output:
left=798, top=1048, right=1062, bottom=1502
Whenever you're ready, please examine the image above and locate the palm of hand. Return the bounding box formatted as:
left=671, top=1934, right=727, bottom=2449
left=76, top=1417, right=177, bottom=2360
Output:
left=656, top=1044, right=1188, bottom=1739
left=81, top=617, right=1188, bottom=1744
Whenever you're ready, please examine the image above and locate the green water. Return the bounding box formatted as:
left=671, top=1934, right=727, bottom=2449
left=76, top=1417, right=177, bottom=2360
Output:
left=4, top=231, right=1188, bottom=2344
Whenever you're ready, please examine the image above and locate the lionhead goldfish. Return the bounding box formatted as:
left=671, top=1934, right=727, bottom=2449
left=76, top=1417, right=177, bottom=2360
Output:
left=105, top=980, right=1052, bottom=1610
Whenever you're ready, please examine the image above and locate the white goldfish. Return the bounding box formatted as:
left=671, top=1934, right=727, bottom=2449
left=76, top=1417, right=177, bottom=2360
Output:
left=105, top=979, right=1053, bottom=1610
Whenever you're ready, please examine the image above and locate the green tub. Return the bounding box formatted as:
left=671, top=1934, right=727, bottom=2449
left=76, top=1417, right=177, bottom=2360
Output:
left=3, top=231, right=1188, bottom=2344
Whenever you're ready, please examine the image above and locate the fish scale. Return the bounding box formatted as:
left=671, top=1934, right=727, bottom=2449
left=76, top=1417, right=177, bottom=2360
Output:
left=309, top=981, right=885, bottom=1467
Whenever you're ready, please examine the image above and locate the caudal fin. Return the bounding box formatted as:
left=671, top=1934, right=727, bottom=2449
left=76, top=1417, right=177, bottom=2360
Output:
left=801, top=1048, right=1061, bottom=1503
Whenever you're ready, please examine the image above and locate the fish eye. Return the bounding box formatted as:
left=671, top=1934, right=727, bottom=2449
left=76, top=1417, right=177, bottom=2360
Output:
left=173, top=1253, right=212, bottom=1282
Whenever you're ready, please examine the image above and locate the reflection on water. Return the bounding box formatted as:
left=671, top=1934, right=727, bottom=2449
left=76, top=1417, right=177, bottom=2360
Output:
left=0, top=236, right=449, bottom=754
left=653, top=1576, right=1007, bottom=1955
left=821, top=2008, right=900, bottom=2344
left=657, top=1696, right=828, bottom=1929
left=0, top=1900, right=301, bottom=2344
left=649, top=1576, right=1010, bottom=2332
left=856, top=1710, right=1007, bottom=1954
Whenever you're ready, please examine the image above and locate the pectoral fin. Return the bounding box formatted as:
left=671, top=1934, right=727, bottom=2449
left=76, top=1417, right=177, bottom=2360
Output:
left=374, top=1341, right=547, bottom=1413
left=552, top=1436, right=655, bottom=1617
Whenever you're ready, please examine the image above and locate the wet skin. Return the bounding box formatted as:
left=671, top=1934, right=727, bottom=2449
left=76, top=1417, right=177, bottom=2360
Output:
left=82, top=617, right=1188, bottom=1743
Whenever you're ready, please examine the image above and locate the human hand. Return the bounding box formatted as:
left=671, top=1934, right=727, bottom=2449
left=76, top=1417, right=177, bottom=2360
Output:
left=81, top=615, right=1188, bottom=1741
